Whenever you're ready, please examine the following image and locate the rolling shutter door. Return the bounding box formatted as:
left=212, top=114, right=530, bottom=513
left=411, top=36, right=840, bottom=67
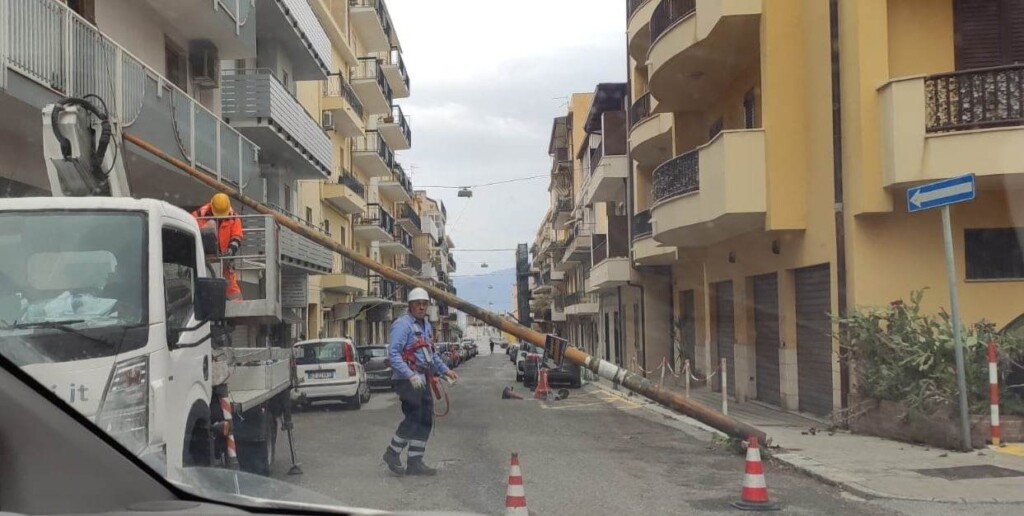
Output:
left=795, top=264, right=833, bottom=416
left=753, top=273, right=781, bottom=406
left=713, top=281, right=735, bottom=395
left=954, top=0, right=1024, bottom=70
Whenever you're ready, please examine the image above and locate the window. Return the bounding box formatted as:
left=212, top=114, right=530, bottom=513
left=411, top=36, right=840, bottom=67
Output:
left=165, top=39, right=188, bottom=92
left=953, top=0, right=1024, bottom=70
left=323, top=219, right=331, bottom=237
left=66, top=0, right=95, bottom=24
left=282, top=70, right=291, bottom=93
left=965, top=228, right=1024, bottom=280
left=284, top=184, right=293, bottom=212
left=306, top=207, right=313, bottom=226
left=162, top=227, right=197, bottom=345
left=339, top=225, right=347, bottom=246
left=743, top=89, right=757, bottom=129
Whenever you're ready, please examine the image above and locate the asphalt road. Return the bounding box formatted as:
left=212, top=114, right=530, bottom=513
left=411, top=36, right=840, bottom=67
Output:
left=272, top=348, right=895, bottom=515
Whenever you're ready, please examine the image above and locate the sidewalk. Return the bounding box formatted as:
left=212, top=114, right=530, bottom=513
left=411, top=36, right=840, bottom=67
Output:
left=591, top=378, right=1024, bottom=503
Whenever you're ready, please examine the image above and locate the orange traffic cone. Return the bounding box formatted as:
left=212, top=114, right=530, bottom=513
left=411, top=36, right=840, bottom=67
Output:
left=731, top=436, right=779, bottom=511
left=505, top=452, right=528, bottom=515
left=533, top=368, right=551, bottom=400
left=502, top=386, right=524, bottom=400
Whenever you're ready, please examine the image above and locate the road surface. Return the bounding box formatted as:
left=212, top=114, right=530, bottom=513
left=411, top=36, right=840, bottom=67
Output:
left=271, top=348, right=913, bottom=514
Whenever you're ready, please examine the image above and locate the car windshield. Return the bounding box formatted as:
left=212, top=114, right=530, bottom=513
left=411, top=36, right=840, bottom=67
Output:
left=6, top=1, right=1024, bottom=515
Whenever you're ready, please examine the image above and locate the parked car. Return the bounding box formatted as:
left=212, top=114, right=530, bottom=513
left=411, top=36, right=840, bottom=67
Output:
left=357, top=345, right=393, bottom=389
left=515, top=343, right=543, bottom=382
left=436, top=343, right=454, bottom=369
left=508, top=343, right=521, bottom=362
left=292, top=338, right=370, bottom=409
left=462, top=339, right=478, bottom=358
left=525, top=360, right=582, bottom=389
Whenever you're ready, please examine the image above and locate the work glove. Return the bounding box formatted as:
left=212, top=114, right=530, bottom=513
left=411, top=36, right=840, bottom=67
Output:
left=409, top=375, right=425, bottom=391
left=228, top=240, right=241, bottom=256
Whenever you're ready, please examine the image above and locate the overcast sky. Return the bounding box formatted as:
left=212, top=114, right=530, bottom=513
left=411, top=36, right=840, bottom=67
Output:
left=387, top=0, right=626, bottom=276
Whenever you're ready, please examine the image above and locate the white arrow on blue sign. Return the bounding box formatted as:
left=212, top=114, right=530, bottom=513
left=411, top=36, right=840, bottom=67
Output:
left=906, top=174, right=976, bottom=213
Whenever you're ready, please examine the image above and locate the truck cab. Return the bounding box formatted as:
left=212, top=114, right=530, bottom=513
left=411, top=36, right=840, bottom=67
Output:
left=0, top=196, right=224, bottom=472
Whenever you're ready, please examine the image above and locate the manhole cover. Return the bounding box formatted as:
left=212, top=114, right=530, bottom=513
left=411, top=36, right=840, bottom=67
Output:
left=913, top=465, right=1024, bottom=480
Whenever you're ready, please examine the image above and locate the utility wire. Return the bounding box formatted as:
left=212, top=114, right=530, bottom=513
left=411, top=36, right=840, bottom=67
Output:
left=418, top=174, right=548, bottom=189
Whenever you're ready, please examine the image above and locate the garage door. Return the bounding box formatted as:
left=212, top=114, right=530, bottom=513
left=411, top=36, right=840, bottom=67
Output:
left=713, top=281, right=735, bottom=395
left=796, top=264, right=833, bottom=416
left=681, top=290, right=696, bottom=367
left=753, top=273, right=781, bottom=406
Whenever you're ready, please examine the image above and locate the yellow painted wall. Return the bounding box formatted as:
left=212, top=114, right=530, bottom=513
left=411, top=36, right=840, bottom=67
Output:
left=886, top=0, right=953, bottom=78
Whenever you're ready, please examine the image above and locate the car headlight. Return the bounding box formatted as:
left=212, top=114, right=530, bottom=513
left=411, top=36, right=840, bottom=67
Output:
left=96, top=356, right=149, bottom=454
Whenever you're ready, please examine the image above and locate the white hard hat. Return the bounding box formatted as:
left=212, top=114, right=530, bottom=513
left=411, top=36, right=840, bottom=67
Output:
left=408, top=287, right=430, bottom=303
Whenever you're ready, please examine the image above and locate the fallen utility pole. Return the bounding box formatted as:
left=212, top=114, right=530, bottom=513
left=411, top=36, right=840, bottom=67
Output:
left=124, top=133, right=767, bottom=444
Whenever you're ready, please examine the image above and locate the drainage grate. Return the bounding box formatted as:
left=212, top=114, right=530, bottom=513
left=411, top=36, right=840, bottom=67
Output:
left=913, top=465, right=1024, bottom=480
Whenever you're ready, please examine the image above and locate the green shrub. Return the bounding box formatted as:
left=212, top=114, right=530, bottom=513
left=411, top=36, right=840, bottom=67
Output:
left=836, top=290, right=1024, bottom=416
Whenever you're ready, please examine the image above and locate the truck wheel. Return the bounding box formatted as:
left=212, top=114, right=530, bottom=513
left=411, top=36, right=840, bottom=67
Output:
left=183, top=402, right=211, bottom=467
left=238, top=415, right=276, bottom=476
left=571, top=377, right=583, bottom=389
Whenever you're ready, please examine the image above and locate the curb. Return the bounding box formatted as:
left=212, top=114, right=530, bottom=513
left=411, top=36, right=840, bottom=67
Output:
left=589, top=380, right=1024, bottom=504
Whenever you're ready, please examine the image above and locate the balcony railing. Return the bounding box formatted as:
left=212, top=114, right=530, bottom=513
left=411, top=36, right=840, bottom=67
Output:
left=342, top=257, right=370, bottom=278
left=627, top=0, right=647, bottom=19
left=2, top=0, right=261, bottom=189
left=392, top=163, right=414, bottom=196
left=565, top=291, right=598, bottom=306
left=221, top=68, right=333, bottom=175
left=278, top=0, right=333, bottom=76
left=653, top=150, right=699, bottom=203
left=352, top=0, right=393, bottom=42
left=630, top=92, right=652, bottom=130
left=369, top=273, right=398, bottom=300
left=352, top=57, right=393, bottom=105
left=650, top=0, right=696, bottom=45
left=925, top=64, right=1024, bottom=133
left=401, top=253, right=422, bottom=272
left=556, top=196, right=574, bottom=213
left=375, top=47, right=409, bottom=93
left=400, top=202, right=422, bottom=228
left=358, top=203, right=395, bottom=234
left=353, top=131, right=395, bottom=168
left=339, top=170, right=366, bottom=198
left=323, top=73, right=365, bottom=119
left=448, top=254, right=457, bottom=270
left=268, top=203, right=332, bottom=238
left=633, top=209, right=653, bottom=239
left=393, top=225, right=413, bottom=249
left=384, top=104, right=412, bottom=145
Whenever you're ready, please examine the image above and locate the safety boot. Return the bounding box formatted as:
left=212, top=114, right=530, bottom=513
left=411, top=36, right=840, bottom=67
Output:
left=382, top=448, right=405, bottom=476
left=405, top=457, right=437, bottom=476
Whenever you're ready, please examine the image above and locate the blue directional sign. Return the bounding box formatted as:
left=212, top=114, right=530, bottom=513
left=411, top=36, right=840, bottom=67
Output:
left=906, top=174, right=976, bottom=213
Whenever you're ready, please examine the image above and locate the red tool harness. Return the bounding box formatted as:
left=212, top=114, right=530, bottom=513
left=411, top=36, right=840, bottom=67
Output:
left=400, top=334, right=450, bottom=417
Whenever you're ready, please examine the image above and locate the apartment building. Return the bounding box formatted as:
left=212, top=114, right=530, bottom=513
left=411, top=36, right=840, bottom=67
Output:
left=625, top=0, right=1024, bottom=417
left=410, top=191, right=459, bottom=342
left=0, top=0, right=336, bottom=342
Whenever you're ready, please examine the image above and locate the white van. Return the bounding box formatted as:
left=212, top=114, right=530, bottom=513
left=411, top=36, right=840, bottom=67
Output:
left=291, top=338, right=371, bottom=409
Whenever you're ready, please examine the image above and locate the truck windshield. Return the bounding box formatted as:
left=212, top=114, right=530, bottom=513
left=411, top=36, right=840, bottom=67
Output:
left=0, top=212, right=148, bottom=363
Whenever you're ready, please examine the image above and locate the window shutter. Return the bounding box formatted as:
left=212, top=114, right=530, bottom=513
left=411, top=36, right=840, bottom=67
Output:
left=1007, top=0, right=1024, bottom=63
left=954, top=0, right=1003, bottom=69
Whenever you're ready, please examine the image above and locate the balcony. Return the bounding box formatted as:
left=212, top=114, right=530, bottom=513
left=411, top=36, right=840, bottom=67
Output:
left=352, top=131, right=395, bottom=178
left=221, top=69, right=333, bottom=178
left=322, top=74, right=365, bottom=137
left=448, top=254, right=457, bottom=273
left=880, top=66, right=1024, bottom=188
left=0, top=0, right=262, bottom=205
left=583, top=113, right=629, bottom=205
left=351, top=57, right=393, bottom=115
left=362, top=274, right=399, bottom=303
left=397, top=254, right=422, bottom=275
left=381, top=225, right=413, bottom=256
left=588, top=234, right=635, bottom=291
left=631, top=209, right=677, bottom=266
left=627, top=0, right=657, bottom=62
left=398, top=202, right=422, bottom=234
left=651, top=130, right=766, bottom=248
left=350, top=0, right=395, bottom=53
left=629, top=92, right=674, bottom=168
left=562, top=224, right=594, bottom=264
left=564, top=291, right=599, bottom=315
left=141, top=0, right=256, bottom=58
left=373, top=105, right=412, bottom=150
left=375, top=47, right=410, bottom=98
left=323, top=170, right=366, bottom=215
left=354, top=203, right=395, bottom=242
left=377, top=164, right=413, bottom=202
left=255, top=0, right=332, bottom=79
left=553, top=196, right=574, bottom=227
left=322, top=257, right=370, bottom=294
left=648, top=0, right=762, bottom=114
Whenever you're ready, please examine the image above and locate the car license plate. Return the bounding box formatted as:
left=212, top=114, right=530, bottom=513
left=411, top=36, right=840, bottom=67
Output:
left=307, top=370, right=335, bottom=380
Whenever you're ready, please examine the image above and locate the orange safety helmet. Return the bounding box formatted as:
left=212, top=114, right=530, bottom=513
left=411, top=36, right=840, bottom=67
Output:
left=210, top=193, right=231, bottom=216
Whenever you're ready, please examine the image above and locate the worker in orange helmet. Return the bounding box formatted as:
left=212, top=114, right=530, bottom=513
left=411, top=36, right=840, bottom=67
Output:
left=192, top=193, right=244, bottom=301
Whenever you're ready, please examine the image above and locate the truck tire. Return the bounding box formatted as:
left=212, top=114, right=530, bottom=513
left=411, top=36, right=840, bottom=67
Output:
left=238, top=415, right=276, bottom=476
left=183, top=401, right=211, bottom=467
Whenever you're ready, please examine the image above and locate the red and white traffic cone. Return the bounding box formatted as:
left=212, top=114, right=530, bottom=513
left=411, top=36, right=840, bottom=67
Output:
left=533, top=368, right=551, bottom=400
left=731, top=436, right=779, bottom=511
left=505, top=452, right=528, bottom=515
left=220, top=397, right=240, bottom=469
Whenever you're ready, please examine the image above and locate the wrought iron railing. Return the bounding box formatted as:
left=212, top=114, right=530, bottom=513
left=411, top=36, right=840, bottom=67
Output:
left=383, top=104, right=412, bottom=145
left=565, top=291, right=598, bottom=306
left=393, top=225, right=413, bottom=250
left=339, top=169, right=366, bottom=198
left=323, top=73, right=365, bottom=118
left=630, top=92, right=652, bottom=130
left=650, top=0, right=696, bottom=45
left=352, top=57, right=393, bottom=106
left=351, top=0, right=392, bottom=43
left=653, top=150, right=699, bottom=202
left=392, top=163, right=414, bottom=197
left=592, top=233, right=609, bottom=264
left=400, top=202, right=421, bottom=229
left=369, top=273, right=397, bottom=300
left=925, top=64, right=1024, bottom=133
left=359, top=203, right=395, bottom=234
left=401, top=254, right=422, bottom=272
left=633, top=209, right=653, bottom=239
left=342, top=257, right=369, bottom=278
left=627, top=0, right=647, bottom=19
left=353, top=131, right=395, bottom=168
left=556, top=196, right=574, bottom=213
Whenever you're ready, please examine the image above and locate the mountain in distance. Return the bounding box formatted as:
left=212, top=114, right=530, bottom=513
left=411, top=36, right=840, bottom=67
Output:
left=451, top=267, right=516, bottom=316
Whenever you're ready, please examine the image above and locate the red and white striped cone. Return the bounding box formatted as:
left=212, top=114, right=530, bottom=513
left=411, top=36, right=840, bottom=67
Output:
left=505, top=452, right=528, bottom=516
left=220, top=397, right=240, bottom=469
left=533, top=368, right=551, bottom=400
left=988, top=341, right=1001, bottom=446
left=731, top=437, right=779, bottom=511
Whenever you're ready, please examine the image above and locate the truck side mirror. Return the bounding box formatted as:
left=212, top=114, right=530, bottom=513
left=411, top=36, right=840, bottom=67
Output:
left=195, top=277, right=227, bottom=322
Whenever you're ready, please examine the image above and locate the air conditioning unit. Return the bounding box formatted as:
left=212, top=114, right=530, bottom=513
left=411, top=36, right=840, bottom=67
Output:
left=322, top=111, right=335, bottom=131
left=189, top=41, right=219, bottom=90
